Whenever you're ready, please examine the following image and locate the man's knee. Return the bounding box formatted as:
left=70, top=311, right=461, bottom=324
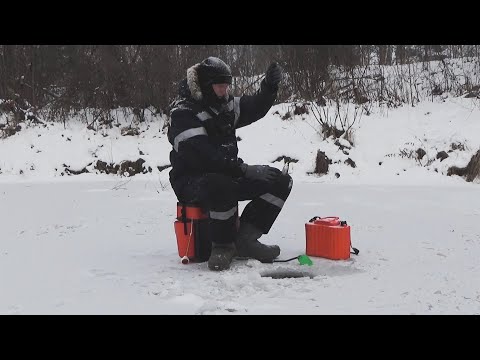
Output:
left=284, top=173, right=293, bottom=189
left=262, top=173, right=293, bottom=201
left=278, top=173, right=293, bottom=194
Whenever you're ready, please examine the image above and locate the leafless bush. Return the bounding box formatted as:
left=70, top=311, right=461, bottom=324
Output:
left=310, top=97, right=362, bottom=144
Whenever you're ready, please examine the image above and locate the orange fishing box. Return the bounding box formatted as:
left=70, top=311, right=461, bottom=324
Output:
left=174, top=202, right=211, bottom=264
left=305, top=216, right=356, bottom=260
left=174, top=202, right=240, bottom=265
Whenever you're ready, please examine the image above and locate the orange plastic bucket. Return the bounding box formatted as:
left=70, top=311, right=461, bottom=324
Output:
left=174, top=220, right=196, bottom=260
left=305, top=216, right=351, bottom=260
left=176, top=203, right=208, bottom=220
left=175, top=203, right=209, bottom=263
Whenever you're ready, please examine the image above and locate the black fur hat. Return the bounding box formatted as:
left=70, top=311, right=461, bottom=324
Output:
left=197, top=57, right=232, bottom=86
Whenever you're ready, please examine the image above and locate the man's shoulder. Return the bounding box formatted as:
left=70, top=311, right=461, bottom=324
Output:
left=170, top=99, right=211, bottom=126
left=170, top=98, right=197, bottom=115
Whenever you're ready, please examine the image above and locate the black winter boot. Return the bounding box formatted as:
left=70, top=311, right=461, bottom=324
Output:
left=235, top=222, right=280, bottom=263
left=208, top=242, right=236, bottom=271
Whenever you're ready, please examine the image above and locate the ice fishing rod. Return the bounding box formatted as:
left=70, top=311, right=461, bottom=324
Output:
left=261, top=254, right=313, bottom=265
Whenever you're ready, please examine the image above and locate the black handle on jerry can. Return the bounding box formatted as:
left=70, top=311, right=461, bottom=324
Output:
left=308, top=216, right=322, bottom=223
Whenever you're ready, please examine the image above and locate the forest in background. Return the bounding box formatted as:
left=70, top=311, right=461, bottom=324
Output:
left=1, top=45, right=479, bottom=124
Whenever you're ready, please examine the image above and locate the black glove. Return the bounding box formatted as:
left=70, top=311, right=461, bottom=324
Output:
left=240, top=163, right=282, bottom=182
left=265, top=62, right=282, bottom=88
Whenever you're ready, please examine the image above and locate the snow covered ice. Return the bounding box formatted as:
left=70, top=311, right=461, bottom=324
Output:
left=1, top=62, right=480, bottom=314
